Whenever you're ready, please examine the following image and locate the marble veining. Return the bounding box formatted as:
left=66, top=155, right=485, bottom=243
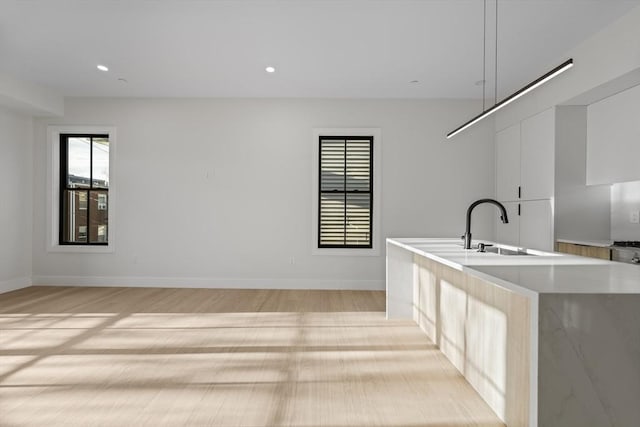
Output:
left=538, top=294, right=640, bottom=427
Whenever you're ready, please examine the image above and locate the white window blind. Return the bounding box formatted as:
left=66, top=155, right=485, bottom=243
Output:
left=318, top=136, right=373, bottom=248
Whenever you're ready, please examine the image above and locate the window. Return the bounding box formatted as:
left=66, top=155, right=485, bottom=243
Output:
left=97, top=225, right=107, bottom=243
left=318, top=136, right=373, bottom=248
left=47, top=126, right=115, bottom=253
left=97, top=194, right=107, bottom=211
left=78, top=192, right=87, bottom=210
left=78, top=226, right=88, bottom=242
left=312, top=128, right=380, bottom=256
left=59, top=134, right=109, bottom=245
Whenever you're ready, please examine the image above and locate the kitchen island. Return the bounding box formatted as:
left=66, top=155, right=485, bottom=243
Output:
left=387, top=238, right=640, bottom=427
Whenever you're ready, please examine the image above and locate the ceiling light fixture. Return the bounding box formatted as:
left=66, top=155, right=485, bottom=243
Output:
left=265, top=66, right=276, bottom=73
left=447, top=59, right=574, bottom=139
left=446, top=0, right=574, bottom=139
left=97, top=64, right=109, bottom=72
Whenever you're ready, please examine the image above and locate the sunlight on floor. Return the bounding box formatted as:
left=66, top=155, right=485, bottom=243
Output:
left=0, top=287, right=504, bottom=426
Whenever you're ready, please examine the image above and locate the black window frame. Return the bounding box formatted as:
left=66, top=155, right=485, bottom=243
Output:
left=59, top=133, right=109, bottom=246
left=318, top=135, right=374, bottom=249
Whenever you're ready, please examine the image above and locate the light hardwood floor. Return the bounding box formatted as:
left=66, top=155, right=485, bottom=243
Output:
left=0, top=286, right=504, bottom=427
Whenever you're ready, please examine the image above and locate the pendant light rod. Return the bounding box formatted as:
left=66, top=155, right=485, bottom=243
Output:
left=494, top=0, right=498, bottom=105
left=482, top=0, right=487, bottom=110
left=446, top=58, right=574, bottom=139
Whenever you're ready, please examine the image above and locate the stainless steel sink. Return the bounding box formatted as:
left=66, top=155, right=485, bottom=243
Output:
left=483, top=246, right=532, bottom=256
left=461, top=242, right=560, bottom=256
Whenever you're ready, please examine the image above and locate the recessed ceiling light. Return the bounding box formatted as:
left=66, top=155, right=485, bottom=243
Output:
left=118, top=78, right=128, bottom=83
left=97, top=64, right=109, bottom=72
left=265, top=66, right=276, bottom=73
left=409, top=80, right=419, bottom=84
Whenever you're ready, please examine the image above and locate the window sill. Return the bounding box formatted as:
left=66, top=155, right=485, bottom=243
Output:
left=312, top=247, right=380, bottom=257
left=47, top=245, right=114, bottom=254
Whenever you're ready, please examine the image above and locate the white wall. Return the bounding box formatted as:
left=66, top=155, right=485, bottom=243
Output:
left=495, top=4, right=640, bottom=131
left=32, top=98, right=495, bottom=290
left=0, top=107, right=33, bottom=293
left=611, top=181, right=640, bottom=241
left=554, top=106, right=610, bottom=242
left=0, top=71, right=63, bottom=117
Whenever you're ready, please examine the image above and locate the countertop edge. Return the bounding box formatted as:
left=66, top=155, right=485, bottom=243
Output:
left=386, top=237, right=640, bottom=295
left=387, top=238, right=541, bottom=298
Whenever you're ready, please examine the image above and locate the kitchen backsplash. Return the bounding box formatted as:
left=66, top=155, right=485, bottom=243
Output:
left=611, top=180, right=640, bottom=240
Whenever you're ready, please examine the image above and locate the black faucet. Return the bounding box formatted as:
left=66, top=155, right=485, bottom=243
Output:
left=462, top=198, right=509, bottom=249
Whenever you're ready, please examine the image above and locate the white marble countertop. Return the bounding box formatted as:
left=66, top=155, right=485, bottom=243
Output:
left=388, top=238, right=640, bottom=295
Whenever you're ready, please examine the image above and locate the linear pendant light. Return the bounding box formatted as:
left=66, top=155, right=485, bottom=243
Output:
left=447, top=58, right=574, bottom=139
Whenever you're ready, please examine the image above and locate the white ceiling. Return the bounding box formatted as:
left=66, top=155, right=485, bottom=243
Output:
left=0, top=0, right=638, bottom=99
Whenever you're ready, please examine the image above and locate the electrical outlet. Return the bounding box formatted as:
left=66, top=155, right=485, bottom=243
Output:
left=630, top=211, right=640, bottom=224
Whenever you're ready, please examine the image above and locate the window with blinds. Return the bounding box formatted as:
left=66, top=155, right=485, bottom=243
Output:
left=318, top=136, right=373, bottom=248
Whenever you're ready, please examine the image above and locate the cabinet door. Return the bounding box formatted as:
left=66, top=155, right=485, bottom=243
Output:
left=557, top=242, right=611, bottom=260
left=495, top=124, right=521, bottom=202
left=521, top=108, right=555, bottom=200
left=495, top=202, right=520, bottom=246
left=519, top=200, right=553, bottom=251
left=587, top=84, right=640, bottom=185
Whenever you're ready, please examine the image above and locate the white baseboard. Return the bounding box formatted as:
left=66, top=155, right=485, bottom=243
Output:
left=0, top=276, right=32, bottom=294
left=31, top=275, right=385, bottom=291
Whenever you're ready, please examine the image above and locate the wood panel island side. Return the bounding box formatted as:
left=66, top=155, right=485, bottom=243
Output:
left=386, top=238, right=640, bottom=427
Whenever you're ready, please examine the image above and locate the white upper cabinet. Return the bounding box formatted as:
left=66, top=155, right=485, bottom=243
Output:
left=496, top=108, right=555, bottom=202
left=495, top=108, right=555, bottom=251
left=520, top=108, right=555, bottom=200
left=495, top=124, right=521, bottom=202
left=587, top=83, right=640, bottom=185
